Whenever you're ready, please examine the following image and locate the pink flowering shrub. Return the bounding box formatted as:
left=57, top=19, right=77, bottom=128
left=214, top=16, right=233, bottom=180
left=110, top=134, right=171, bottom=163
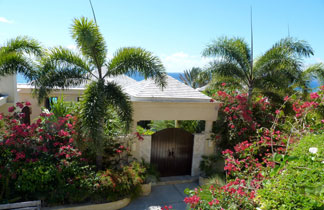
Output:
left=184, top=87, right=324, bottom=209
left=208, top=85, right=275, bottom=150
left=0, top=102, right=87, bottom=203
left=0, top=103, right=146, bottom=205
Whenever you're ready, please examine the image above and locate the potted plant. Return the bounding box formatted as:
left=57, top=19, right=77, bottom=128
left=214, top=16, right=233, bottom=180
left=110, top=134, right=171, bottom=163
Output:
left=140, top=160, right=160, bottom=196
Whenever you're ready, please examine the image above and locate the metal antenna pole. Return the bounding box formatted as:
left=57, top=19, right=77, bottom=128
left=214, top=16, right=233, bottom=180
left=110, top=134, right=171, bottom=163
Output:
left=288, top=24, right=290, bottom=37
left=89, top=0, right=97, bottom=25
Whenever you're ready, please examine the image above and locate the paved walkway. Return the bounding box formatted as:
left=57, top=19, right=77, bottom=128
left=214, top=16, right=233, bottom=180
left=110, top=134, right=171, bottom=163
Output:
left=122, top=182, right=198, bottom=210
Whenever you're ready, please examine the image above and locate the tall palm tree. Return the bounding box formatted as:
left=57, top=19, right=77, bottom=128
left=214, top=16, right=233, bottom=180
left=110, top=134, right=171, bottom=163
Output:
left=0, top=37, right=42, bottom=79
left=202, top=37, right=314, bottom=102
left=33, top=17, right=167, bottom=169
left=180, top=67, right=210, bottom=89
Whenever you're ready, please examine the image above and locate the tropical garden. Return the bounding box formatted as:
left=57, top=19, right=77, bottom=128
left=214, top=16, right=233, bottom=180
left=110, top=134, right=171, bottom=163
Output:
left=0, top=15, right=324, bottom=210
left=0, top=17, right=166, bottom=206
left=182, top=37, right=324, bottom=209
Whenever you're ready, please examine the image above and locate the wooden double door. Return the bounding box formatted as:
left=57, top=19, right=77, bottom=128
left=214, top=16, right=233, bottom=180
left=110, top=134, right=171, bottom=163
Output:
left=151, top=128, right=194, bottom=177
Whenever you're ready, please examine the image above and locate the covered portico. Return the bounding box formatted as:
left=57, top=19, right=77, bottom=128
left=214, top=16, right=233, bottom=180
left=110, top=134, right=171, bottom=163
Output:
left=127, top=76, right=220, bottom=176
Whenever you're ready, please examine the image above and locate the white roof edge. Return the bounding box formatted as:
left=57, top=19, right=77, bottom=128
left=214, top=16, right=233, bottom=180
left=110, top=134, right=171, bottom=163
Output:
left=130, top=96, right=220, bottom=103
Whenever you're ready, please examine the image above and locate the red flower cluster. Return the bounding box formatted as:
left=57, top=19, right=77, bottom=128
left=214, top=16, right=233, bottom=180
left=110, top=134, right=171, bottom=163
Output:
left=160, top=205, right=173, bottom=210
left=0, top=102, right=82, bottom=181
left=184, top=194, right=200, bottom=207
left=134, top=132, right=144, bottom=141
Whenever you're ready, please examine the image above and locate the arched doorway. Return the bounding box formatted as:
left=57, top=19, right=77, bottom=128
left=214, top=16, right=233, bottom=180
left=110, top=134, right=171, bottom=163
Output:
left=21, top=106, right=31, bottom=125
left=151, top=128, right=194, bottom=177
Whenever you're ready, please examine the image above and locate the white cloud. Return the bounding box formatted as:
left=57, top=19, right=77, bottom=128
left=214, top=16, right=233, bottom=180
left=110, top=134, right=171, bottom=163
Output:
left=67, top=44, right=77, bottom=51
left=160, top=52, right=213, bottom=73
left=0, top=17, right=13, bottom=24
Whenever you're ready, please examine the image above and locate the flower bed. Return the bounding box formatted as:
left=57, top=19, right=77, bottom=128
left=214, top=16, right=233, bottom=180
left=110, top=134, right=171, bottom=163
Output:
left=184, top=86, right=324, bottom=209
left=0, top=103, right=146, bottom=206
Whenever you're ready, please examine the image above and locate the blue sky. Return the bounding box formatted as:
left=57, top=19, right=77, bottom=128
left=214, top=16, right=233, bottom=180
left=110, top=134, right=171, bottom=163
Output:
left=0, top=0, right=323, bottom=72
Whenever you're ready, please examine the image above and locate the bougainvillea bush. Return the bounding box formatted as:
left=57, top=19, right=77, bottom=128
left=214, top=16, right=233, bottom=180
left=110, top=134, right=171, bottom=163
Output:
left=185, top=86, right=324, bottom=209
left=208, top=84, right=276, bottom=150
left=0, top=102, right=145, bottom=205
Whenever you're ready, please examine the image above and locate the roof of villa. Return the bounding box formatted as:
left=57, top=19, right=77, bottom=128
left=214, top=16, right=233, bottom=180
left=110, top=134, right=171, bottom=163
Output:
left=123, top=75, right=211, bottom=102
left=17, top=75, right=213, bottom=103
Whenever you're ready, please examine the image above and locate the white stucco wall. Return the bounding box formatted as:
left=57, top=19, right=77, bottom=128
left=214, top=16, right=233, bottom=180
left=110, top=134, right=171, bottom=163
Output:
left=0, top=75, right=18, bottom=103
left=18, top=88, right=84, bottom=120
left=131, top=135, right=152, bottom=163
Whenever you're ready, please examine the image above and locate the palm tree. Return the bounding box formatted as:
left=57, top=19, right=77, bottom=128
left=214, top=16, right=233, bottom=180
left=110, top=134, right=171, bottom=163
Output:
left=302, top=63, right=324, bottom=90
left=202, top=37, right=314, bottom=102
left=180, top=67, right=211, bottom=89
left=33, top=17, right=167, bottom=169
left=0, top=36, right=42, bottom=79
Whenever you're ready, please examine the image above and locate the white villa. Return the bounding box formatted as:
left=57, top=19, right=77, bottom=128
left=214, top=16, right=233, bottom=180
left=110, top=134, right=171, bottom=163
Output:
left=0, top=74, right=220, bottom=176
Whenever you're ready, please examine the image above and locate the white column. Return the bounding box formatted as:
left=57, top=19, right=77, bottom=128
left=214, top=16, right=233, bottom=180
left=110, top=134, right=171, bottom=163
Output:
left=205, top=120, right=213, bottom=134
left=205, top=120, right=214, bottom=149
left=131, top=120, right=138, bottom=133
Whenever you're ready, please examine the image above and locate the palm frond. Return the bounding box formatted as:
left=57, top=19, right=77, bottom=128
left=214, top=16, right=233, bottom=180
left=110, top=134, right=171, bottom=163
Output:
left=32, top=47, right=90, bottom=102
left=104, top=82, right=133, bottom=131
left=254, top=41, right=308, bottom=92
left=303, top=63, right=324, bottom=84
left=0, top=36, right=43, bottom=79
left=0, top=52, right=35, bottom=79
left=272, top=37, right=314, bottom=57
left=208, top=60, right=249, bottom=86
left=106, top=47, right=167, bottom=88
left=79, top=80, right=107, bottom=152
left=180, top=67, right=208, bottom=88
left=202, top=37, right=251, bottom=75
left=71, top=17, right=107, bottom=74
left=1, top=36, right=43, bottom=56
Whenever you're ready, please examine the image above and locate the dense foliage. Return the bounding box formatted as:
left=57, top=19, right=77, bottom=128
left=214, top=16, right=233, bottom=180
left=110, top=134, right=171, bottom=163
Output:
left=257, top=134, right=324, bottom=209
left=137, top=120, right=205, bottom=135
left=184, top=86, right=324, bottom=209
left=0, top=103, right=146, bottom=205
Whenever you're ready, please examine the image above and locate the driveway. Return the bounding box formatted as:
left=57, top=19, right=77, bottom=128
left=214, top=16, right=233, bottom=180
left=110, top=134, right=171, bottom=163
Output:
left=121, top=182, right=198, bottom=210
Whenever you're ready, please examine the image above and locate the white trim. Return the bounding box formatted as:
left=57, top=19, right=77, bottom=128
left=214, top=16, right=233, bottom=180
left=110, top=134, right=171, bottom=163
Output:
left=0, top=96, right=8, bottom=107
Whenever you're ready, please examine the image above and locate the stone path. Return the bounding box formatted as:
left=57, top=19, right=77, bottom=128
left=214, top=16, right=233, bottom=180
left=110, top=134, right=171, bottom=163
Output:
left=121, top=182, right=198, bottom=210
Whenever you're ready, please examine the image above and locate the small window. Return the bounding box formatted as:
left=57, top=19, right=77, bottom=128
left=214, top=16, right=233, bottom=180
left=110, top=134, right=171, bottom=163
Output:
left=45, top=97, right=58, bottom=111
left=22, top=106, right=31, bottom=125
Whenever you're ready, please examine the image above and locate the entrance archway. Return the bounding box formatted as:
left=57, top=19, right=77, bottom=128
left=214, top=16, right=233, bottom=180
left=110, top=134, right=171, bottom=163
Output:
left=21, top=106, right=31, bottom=125
left=151, top=128, right=193, bottom=177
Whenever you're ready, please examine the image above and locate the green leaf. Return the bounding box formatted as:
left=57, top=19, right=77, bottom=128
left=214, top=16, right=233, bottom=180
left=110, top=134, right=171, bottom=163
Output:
left=184, top=188, right=191, bottom=195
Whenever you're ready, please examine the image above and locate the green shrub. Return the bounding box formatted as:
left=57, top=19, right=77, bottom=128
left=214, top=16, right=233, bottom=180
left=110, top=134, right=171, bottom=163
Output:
left=257, top=134, right=324, bottom=209
left=148, top=120, right=205, bottom=133
left=49, top=96, right=76, bottom=119
left=0, top=103, right=146, bottom=205
left=136, top=126, right=155, bottom=136
left=199, top=154, right=224, bottom=177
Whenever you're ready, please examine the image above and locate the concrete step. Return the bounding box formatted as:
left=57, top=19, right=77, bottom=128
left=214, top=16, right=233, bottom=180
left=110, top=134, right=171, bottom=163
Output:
left=153, top=175, right=198, bottom=186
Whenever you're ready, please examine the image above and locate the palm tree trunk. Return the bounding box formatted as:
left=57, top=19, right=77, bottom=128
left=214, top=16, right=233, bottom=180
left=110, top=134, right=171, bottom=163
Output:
left=96, top=154, right=103, bottom=170
left=248, top=85, right=253, bottom=104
